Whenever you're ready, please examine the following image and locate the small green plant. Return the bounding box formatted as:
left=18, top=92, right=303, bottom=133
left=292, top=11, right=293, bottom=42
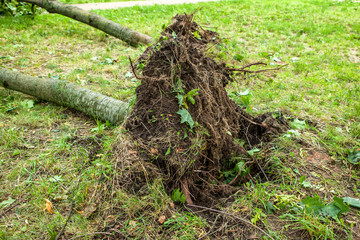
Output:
left=300, top=195, right=349, bottom=220
left=91, top=120, right=111, bottom=134
left=176, top=108, right=194, bottom=129
left=174, top=78, right=199, bottom=129
left=176, top=88, right=199, bottom=109
left=0, top=0, right=36, bottom=16
left=347, top=148, right=360, bottom=165
left=221, top=160, right=250, bottom=184
left=170, top=188, right=186, bottom=204
left=20, top=99, right=34, bottom=110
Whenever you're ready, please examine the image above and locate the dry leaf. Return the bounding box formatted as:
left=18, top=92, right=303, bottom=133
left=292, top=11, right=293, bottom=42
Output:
left=150, top=148, right=159, bottom=154
left=158, top=215, right=166, bottom=224
left=44, top=199, right=54, bottom=214
left=74, top=209, right=83, bottom=214
left=128, top=150, right=137, bottom=155
left=82, top=203, right=97, bottom=218
left=240, top=206, right=249, bottom=212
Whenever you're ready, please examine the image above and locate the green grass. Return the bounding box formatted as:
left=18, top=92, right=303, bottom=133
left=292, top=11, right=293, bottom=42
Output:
left=1, top=0, right=360, bottom=239
left=61, top=0, right=143, bottom=4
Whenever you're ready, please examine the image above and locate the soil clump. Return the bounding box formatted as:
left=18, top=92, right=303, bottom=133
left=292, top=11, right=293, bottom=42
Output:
left=125, top=13, right=286, bottom=203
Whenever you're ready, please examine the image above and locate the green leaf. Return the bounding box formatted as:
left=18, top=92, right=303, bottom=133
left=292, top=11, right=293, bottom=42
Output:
left=12, top=149, right=20, bottom=156
left=343, top=197, right=360, bottom=208
left=165, top=147, right=171, bottom=156
left=104, top=58, right=114, bottom=65
left=299, top=176, right=306, bottom=184
left=187, top=96, right=195, bottom=105
left=287, top=129, right=301, bottom=137
left=49, top=175, right=64, bottom=183
left=176, top=94, right=184, bottom=106
left=21, top=100, right=34, bottom=109
left=265, top=201, right=277, bottom=214
left=124, top=72, right=133, bottom=78
left=320, top=202, right=340, bottom=219
left=171, top=189, right=186, bottom=204
left=239, top=89, right=250, bottom=96
left=301, top=196, right=325, bottom=214
left=347, top=149, right=360, bottom=164
left=234, top=53, right=244, bottom=61
left=321, top=197, right=349, bottom=219
left=333, top=196, right=350, bottom=215
left=0, top=198, right=15, bottom=208
left=176, top=108, right=194, bottom=129
left=186, top=89, right=199, bottom=97
left=247, top=148, right=260, bottom=156
left=290, top=119, right=306, bottom=130
left=234, top=161, right=245, bottom=173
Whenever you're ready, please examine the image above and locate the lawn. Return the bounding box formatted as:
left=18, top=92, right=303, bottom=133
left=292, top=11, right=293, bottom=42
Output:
left=0, top=0, right=360, bottom=239
left=61, top=0, right=143, bottom=4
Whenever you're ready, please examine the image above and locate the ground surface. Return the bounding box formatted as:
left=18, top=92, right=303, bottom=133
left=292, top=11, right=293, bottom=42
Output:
left=1, top=0, right=360, bottom=239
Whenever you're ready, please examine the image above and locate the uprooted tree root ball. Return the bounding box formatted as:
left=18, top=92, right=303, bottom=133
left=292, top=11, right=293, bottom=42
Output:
left=124, top=13, right=287, bottom=204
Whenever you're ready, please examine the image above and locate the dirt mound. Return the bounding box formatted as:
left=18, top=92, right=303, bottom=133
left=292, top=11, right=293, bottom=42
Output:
left=125, top=13, right=285, bottom=203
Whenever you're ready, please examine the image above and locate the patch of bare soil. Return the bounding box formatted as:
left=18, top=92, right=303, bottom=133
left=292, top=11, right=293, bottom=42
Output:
left=124, top=13, right=287, bottom=204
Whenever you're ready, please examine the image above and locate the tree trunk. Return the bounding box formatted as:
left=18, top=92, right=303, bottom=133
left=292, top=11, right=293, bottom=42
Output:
left=19, top=0, right=153, bottom=46
left=0, top=67, right=129, bottom=125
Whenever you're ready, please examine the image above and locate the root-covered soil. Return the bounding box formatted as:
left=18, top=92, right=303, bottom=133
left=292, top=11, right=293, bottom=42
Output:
left=125, top=13, right=286, bottom=203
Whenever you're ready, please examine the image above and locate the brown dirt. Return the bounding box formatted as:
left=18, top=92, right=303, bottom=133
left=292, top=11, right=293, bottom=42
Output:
left=125, top=13, right=286, bottom=203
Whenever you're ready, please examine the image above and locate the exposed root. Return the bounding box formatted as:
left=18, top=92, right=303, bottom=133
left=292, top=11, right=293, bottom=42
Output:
left=181, top=178, right=193, bottom=204
left=124, top=13, right=287, bottom=203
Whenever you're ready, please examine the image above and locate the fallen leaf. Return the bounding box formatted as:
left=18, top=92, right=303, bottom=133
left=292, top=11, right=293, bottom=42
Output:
left=158, top=215, right=166, bottom=224
left=240, top=206, right=249, bottom=212
left=176, top=148, right=184, bottom=153
left=44, top=199, right=54, bottom=214
left=82, top=203, right=97, bottom=218
left=150, top=148, right=159, bottom=154
left=74, top=209, right=83, bottom=214
left=128, top=150, right=137, bottom=155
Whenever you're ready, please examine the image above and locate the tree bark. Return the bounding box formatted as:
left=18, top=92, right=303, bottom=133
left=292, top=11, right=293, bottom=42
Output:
left=0, top=67, right=129, bottom=125
left=19, top=0, right=153, bottom=46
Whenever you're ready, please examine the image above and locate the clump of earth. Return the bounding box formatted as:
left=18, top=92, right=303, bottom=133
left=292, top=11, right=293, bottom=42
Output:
left=125, top=13, right=286, bottom=204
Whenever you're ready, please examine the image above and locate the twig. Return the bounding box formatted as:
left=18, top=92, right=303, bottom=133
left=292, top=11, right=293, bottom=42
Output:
left=228, top=160, right=254, bottom=185
left=0, top=194, right=30, bottom=218
left=226, top=63, right=288, bottom=74
left=197, top=214, right=221, bottom=240
left=55, top=200, right=74, bottom=240
left=187, top=204, right=274, bottom=240
left=67, top=232, right=112, bottom=240
left=239, top=144, right=269, bottom=182
left=238, top=112, right=268, bottom=129
left=254, top=157, right=269, bottom=182
left=129, top=57, right=144, bottom=80
left=225, top=62, right=267, bottom=71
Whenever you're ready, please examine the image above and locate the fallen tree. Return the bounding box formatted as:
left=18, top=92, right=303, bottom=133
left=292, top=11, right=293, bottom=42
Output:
left=0, top=67, right=128, bottom=124
left=15, top=0, right=153, bottom=45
